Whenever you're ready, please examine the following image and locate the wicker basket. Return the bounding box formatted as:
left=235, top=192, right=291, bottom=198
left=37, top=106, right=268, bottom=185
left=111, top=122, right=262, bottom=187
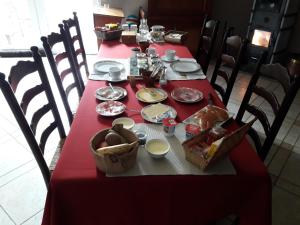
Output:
left=182, top=118, right=256, bottom=170
left=90, top=124, right=139, bottom=173
left=94, top=29, right=122, bottom=41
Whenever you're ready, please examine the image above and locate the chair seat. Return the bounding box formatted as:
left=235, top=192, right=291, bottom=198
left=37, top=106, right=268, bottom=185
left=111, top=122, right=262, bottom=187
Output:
left=50, top=138, right=66, bottom=172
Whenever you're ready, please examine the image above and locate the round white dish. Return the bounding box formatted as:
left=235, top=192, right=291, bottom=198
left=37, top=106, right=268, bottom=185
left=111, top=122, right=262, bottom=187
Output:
left=171, top=87, right=203, bottom=103
left=145, top=139, right=170, bottom=158
left=93, top=60, right=125, bottom=73
left=136, top=88, right=168, bottom=103
left=112, top=117, right=135, bottom=129
left=161, top=55, right=179, bottom=62
left=141, top=103, right=177, bottom=123
left=95, top=86, right=127, bottom=101
left=170, top=61, right=201, bottom=73
left=96, top=101, right=126, bottom=116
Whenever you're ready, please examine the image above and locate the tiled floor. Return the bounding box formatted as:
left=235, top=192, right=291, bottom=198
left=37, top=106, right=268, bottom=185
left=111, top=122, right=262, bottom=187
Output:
left=0, top=57, right=300, bottom=225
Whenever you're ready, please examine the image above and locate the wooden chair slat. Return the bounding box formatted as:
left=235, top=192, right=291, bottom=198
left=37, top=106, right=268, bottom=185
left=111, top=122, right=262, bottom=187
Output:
left=63, top=12, right=89, bottom=79
left=65, top=82, right=77, bottom=98
left=55, top=52, right=69, bottom=64
left=236, top=51, right=300, bottom=161
left=217, top=69, right=230, bottom=83
left=245, top=104, right=271, bottom=135
left=8, top=61, right=37, bottom=92
left=39, top=121, right=58, bottom=153
left=196, top=15, right=220, bottom=74
left=20, top=84, right=44, bottom=115
left=60, top=68, right=72, bottom=81
left=260, top=63, right=291, bottom=94
left=30, top=103, right=52, bottom=135
left=210, top=27, right=248, bottom=106
left=253, top=86, right=280, bottom=114
left=0, top=47, right=66, bottom=188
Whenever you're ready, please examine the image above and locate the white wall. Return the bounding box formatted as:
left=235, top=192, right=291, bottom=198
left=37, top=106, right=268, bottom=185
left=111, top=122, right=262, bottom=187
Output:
left=108, top=0, right=147, bottom=18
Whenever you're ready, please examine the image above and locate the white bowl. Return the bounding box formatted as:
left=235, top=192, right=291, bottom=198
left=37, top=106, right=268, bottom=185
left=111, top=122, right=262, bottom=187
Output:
left=145, top=139, right=170, bottom=158
left=112, top=117, right=135, bottom=129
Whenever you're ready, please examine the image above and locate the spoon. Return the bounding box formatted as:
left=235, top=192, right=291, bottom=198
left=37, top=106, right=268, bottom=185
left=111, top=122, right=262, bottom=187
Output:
left=109, top=83, right=116, bottom=94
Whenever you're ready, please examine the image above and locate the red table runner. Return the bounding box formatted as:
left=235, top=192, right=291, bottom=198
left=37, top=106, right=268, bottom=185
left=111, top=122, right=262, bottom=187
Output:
left=42, top=41, right=271, bottom=225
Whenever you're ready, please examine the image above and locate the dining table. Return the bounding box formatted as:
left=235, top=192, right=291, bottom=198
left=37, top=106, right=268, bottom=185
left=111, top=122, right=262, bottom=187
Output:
left=41, top=41, right=271, bottom=225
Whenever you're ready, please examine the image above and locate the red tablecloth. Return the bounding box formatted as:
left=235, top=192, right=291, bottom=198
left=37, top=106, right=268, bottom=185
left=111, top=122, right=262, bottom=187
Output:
left=42, top=41, right=271, bottom=225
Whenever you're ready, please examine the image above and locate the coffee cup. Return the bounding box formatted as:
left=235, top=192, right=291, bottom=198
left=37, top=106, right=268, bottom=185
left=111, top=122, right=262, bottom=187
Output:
left=146, top=47, right=156, bottom=56
left=138, top=40, right=150, bottom=53
left=109, top=67, right=121, bottom=80
left=165, top=49, right=176, bottom=60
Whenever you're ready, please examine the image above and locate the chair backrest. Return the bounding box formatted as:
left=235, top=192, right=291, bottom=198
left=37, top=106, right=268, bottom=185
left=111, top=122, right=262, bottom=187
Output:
left=210, top=27, right=248, bottom=106
left=236, top=51, right=300, bottom=161
left=63, top=12, right=89, bottom=86
left=41, top=24, right=84, bottom=125
left=196, top=15, right=220, bottom=74
left=0, top=46, right=66, bottom=188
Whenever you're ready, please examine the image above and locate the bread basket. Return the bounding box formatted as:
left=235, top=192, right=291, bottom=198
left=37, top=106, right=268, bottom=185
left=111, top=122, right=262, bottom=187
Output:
left=90, top=124, right=139, bottom=173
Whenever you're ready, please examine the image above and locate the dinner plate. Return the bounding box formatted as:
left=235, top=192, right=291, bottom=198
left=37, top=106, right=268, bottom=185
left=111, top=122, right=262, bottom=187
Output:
left=161, top=55, right=180, bottom=62
left=93, top=60, right=125, bottom=73
left=96, top=101, right=126, bottom=116
left=171, top=87, right=203, bottom=103
left=141, top=103, right=177, bottom=123
left=112, top=117, right=135, bottom=129
left=170, top=61, right=201, bottom=73
left=136, top=88, right=168, bottom=103
left=95, top=86, right=127, bottom=101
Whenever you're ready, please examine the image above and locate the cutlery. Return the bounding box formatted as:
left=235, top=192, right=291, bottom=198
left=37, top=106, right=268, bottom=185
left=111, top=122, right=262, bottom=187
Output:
left=109, top=83, right=116, bottom=93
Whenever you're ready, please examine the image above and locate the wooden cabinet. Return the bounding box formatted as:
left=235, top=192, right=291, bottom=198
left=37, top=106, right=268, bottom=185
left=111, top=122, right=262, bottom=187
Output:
left=93, top=7, right=124, bottom=48
left=147, top=0, right=212, bottom=56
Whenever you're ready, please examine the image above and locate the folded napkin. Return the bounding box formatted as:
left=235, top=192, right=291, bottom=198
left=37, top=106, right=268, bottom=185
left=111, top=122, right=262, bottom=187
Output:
left=163, top=58, right=206, bottom=80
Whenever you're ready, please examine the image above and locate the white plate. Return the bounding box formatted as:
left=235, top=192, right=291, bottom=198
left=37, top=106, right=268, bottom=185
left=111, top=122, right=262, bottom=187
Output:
left=93, top=60, right=125, bottom=73
left=171, top=87, right=203, bottom=103
left=170, top=61, right=201, bottom=73
left=96, top=101, right=126, bottom=116
left=161, top=55, right=179, bottom=62
left=141, top=103, right=177, bottom=123
left=112, top=117, right=135, bottom=129
left=136, top=88, right=168, bottom=103
left=95, top=86, right=127, bottom=101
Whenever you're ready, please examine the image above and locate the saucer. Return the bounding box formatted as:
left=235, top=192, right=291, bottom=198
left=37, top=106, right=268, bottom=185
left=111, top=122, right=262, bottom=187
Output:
left=161, top=55, right=180, bottom=62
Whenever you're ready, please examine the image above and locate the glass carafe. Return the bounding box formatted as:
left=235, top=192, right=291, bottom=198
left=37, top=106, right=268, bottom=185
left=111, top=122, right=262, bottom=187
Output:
left=139, top=19, right=149, bottom=38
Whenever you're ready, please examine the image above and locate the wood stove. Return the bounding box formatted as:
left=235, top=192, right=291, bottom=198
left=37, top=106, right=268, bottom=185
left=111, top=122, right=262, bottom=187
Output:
left=246, top=0, right=299, bottom=65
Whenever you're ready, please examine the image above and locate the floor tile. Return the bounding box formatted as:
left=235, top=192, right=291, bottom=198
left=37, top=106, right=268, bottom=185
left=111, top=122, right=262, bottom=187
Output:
left=0, top=137, right=33, bottom=177
left=0, top=160, right=36, bottom=188
left=0, top=206, right=15, bottom=225
left=293, top=145, right=300, bottom=154
left=265, top=141, right=281, bottom=166
left=282, top=124, right=300, bottom=146
left=21, top=209, right=43, bottom=225
left=272, top=187, right=300, bottom=225
left=279, top=152, right=300, bottom=188
left=277, top=178, right=300, bottom=197
left=0, top=168, right=46, bottom=225
left=268, top=144, right=292, bottom=176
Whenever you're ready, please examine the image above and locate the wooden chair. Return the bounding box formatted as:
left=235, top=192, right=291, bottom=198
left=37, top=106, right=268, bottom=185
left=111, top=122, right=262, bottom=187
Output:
left=63, top=12, right=89, bottom=88
left=196, top=15, right=220, bottom=74
left=236, top=51, right=300, bottom=161
left=210, top=28, right=248, bottom=106
left=0, top=47, right=66, bottom=188
left=41, top=23, right=84, bottom=125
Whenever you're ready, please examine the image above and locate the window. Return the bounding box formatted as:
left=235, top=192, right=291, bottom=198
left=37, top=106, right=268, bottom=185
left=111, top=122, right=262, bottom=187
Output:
left=0, top=0, right=97, bottom=53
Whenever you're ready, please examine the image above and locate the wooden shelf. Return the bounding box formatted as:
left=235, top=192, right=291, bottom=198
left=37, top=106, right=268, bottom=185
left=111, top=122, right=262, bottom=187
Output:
left=93, top=7, right=124, bottom=48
